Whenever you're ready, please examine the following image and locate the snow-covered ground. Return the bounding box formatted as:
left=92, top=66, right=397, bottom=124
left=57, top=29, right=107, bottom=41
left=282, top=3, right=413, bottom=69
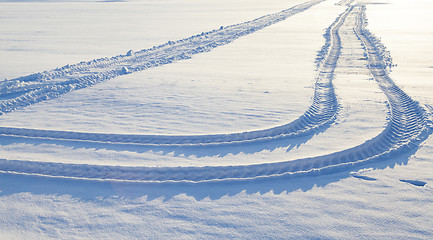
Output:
left=0, top=0, right=332, bottom=135
left=1, top=0, right=433, bottom=238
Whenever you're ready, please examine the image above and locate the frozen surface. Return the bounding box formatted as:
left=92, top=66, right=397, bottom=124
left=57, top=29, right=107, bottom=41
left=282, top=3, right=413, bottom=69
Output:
left=1, top=0, right=433, bottom=238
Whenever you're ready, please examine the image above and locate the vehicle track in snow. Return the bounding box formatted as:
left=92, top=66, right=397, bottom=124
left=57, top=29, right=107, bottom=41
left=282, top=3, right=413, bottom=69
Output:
left=0, top=0, right=337, bottom=146
left=0, top=4, right=431, bottom=183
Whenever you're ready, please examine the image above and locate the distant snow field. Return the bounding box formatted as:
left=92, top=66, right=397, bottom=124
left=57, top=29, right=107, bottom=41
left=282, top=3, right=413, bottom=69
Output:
left=1, top=0, right=432, bottom=239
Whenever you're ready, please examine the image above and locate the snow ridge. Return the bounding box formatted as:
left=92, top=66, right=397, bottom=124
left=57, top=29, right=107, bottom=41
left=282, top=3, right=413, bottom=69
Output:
left=0, top=4, right=430, bottom=183
left=0, top=0, right=337, bottom=146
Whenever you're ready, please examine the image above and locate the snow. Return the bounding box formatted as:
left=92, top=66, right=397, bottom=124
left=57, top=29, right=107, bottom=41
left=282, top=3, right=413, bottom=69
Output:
left=0, top=0, right=307, bottom=80
left=1, top=0, right=433, bottom=238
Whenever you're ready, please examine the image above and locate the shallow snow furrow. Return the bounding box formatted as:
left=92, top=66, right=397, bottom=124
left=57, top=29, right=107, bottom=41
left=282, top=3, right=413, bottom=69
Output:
left=0, top=4, right=430, bottom=183
left=0, top=0, right=338, bottom=146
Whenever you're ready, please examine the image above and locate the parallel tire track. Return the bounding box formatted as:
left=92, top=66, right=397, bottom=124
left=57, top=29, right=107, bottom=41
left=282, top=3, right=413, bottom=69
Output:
left=0, top=4, right=430, bottom=183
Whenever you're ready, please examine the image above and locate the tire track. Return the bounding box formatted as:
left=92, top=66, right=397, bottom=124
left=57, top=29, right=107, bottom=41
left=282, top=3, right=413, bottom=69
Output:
left=0, top=0, right=338, bottom=146
left=1, top=4, right=430, bottom=183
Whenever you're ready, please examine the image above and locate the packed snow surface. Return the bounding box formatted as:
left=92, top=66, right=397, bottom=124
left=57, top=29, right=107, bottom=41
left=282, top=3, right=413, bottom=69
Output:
left=1, top=0, right=433, bottom=238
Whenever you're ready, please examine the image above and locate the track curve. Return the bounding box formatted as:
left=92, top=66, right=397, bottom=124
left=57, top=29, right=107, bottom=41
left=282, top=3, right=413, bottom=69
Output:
left=0, top=4, right=431, bottom=183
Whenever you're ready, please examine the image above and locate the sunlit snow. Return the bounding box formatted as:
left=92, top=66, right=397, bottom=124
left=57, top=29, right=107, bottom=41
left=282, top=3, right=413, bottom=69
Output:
left=1, top=0, right=432, bottom=238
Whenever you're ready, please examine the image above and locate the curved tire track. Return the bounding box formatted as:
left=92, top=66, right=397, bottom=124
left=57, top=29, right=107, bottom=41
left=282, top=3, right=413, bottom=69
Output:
left=0, top=4, right=431, bottom=183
